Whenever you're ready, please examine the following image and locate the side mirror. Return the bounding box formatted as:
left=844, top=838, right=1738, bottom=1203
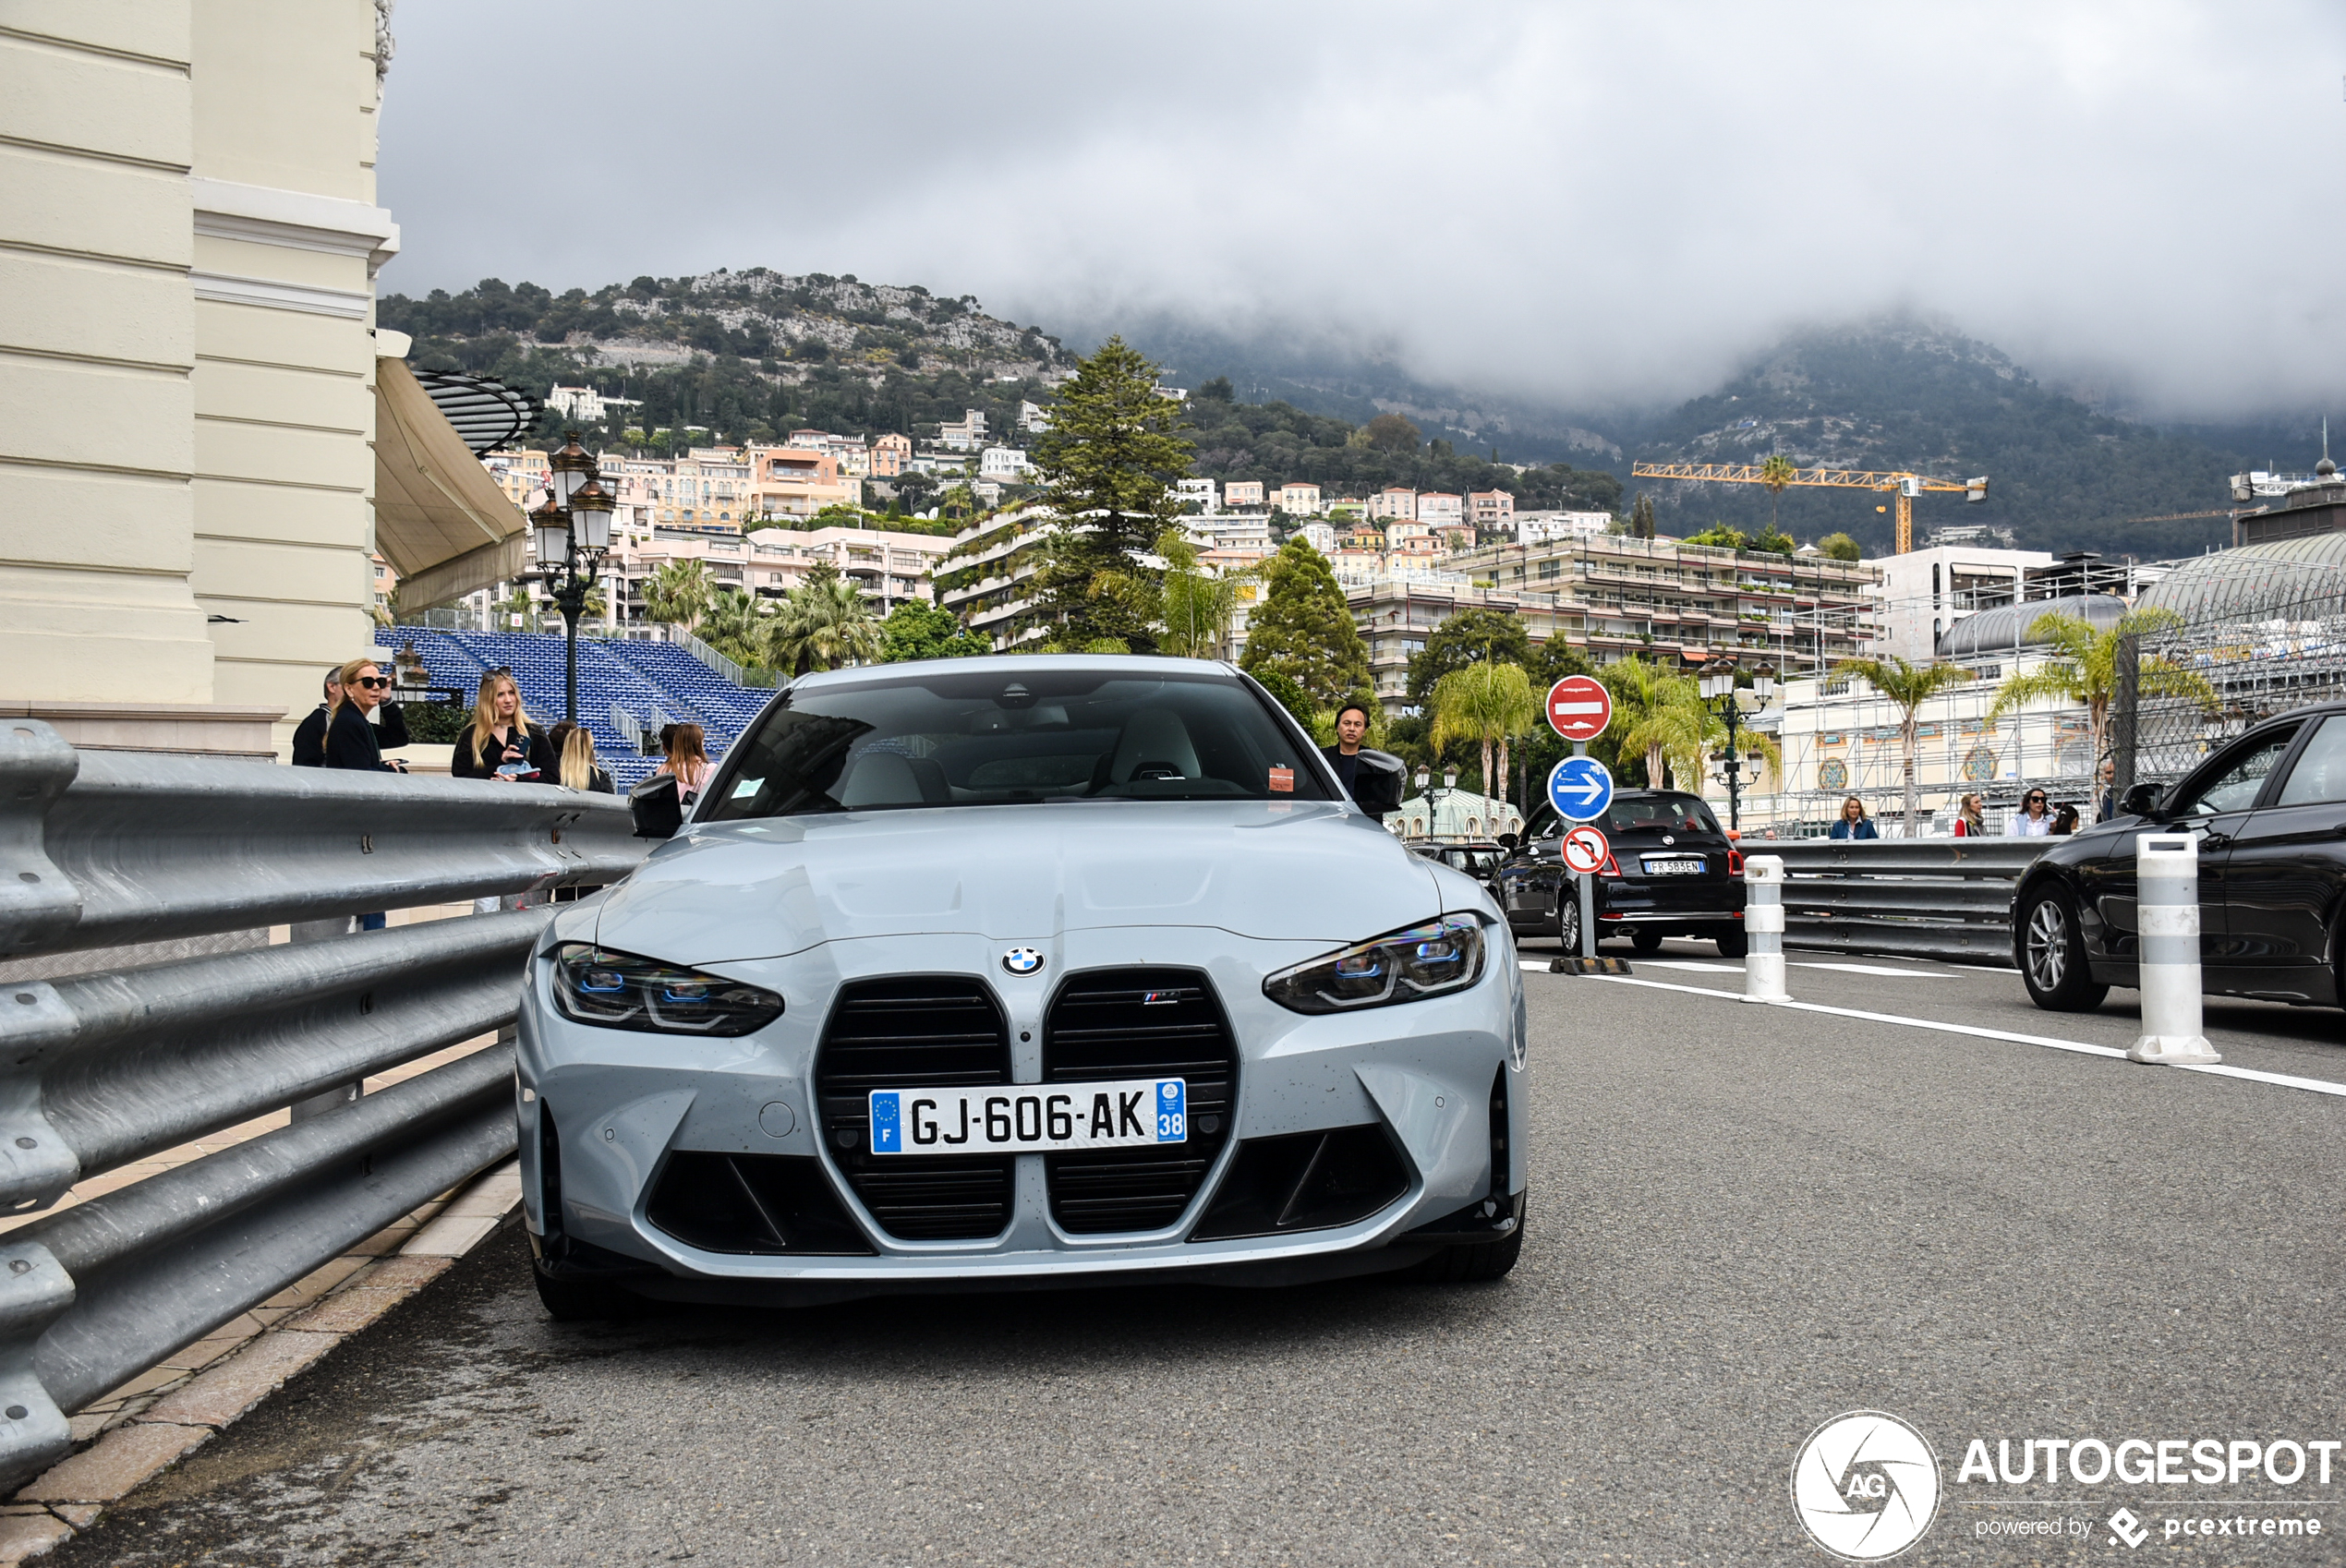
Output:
left=2120, top=782, right=2165, bottom=819
left=1496, top=833, right=1519, bottom=851
left=629, top=774, right=683, bottom=839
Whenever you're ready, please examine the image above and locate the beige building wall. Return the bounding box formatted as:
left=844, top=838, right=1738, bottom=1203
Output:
left=0, top=2, right=212, bottom=705
left=0, top=0, right=394, bottom=754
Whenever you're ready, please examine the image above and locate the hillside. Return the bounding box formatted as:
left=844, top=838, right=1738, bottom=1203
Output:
left=379, top=271, right=1078, bottom=454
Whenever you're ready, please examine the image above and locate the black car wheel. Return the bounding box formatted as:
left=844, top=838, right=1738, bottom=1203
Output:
left=1629, top=927, right=1664, bottom=955
left=1714, top=927, right=1749, bottom=959
left=2019, top=887, right=2109, bottom=1012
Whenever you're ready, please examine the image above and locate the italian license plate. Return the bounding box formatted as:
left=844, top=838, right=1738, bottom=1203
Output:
left=1642, top=856, right=1706, bottom=875
left=868, top=1078, right=1187, bottom=1154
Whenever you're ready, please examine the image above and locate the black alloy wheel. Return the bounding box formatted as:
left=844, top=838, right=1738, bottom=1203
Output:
left=1714, top=928, right=1749, bottom=959
left=1630, top=927, right=1664, bottom=955
left=2019, top=887, right=2109, bottom=1012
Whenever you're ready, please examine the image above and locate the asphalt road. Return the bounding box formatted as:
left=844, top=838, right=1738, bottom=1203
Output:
left=52, top=940, right=2346, bottom=1567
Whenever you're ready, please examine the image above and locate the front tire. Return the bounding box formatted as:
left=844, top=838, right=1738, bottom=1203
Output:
left=1629, top=927, right=1664, bottom=955
left=1555, top=897, right=1581, bottom=955
left=534, top=1267, right=638, bottom=1321
left=1714, top=927, right=1749, bottom=959
left=2020, top=887, right=2109, bottom=1012
left=1403, top=1212, right=1526, bottom=1284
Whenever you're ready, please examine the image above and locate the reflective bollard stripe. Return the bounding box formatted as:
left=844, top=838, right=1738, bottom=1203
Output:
left=1743, top=854, right=1787, bottom=1004
left=2126, top=832, right=2220, bottom=1065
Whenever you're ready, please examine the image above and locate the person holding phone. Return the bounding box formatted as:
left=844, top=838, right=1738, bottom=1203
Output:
left=452, top=670, right=552, bottom=783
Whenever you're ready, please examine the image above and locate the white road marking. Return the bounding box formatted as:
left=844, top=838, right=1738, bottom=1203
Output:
left=1792, top=961, right=1953, bottom=978
left=1640, top=960, right=1747, bottom=973
left=1518, top=959, right=1551, bottom=971
left=1555, top=973, right=2346, bottom=1102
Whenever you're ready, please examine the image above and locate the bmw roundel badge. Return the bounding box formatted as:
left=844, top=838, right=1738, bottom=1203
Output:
left=1002, top=946, right=1045, bottom=976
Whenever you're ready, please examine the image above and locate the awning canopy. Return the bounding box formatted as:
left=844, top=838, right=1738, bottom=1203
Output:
left=413, top=368, right=543, bottom=455
left=374, top=356, right=526, bottom=609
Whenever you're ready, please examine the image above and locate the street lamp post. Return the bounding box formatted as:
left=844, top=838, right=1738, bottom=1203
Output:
left=1698, top=657, right=1777, bottom=832
left=531, top=431, right=615, bottom=725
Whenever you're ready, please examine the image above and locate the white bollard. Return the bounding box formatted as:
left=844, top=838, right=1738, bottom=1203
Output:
left=1742, top=854, right=1788, bottom=1003
left=2126, top=832, right=2220, bottom=1065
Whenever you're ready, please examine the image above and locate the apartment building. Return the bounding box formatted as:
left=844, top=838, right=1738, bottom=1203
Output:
left=1347, top=580, right=1570, bottom=713
left=980, top=446, right=1033, bottom=481
left=1018, top=401, right=1050, bottom=432
left=1370, top=487, right=1417, bottom=522
left=1296, top=522, right=1338, bottom=555
left=747, top=443, right=860, bottom=517
left=937, top=409, right=989, bottom=451
left=547, top=384, right=641, bottom=423
left=1469, top=489, right=1515, bottom=528
left=1278, top=482, right=1323, bottom=516
left=1176, top=476, right=1219, bottom=512
left=1517, top=511, right=1613, bottom=546
left=1226, top=481, right=1267, bottom=509
left=871, top=432, right=913, bottom=477
left=1418, top=492, right=1465, bottom=528
left=1452, top=534, right=1881, bottom=677
left=1865, top=542, right=2058, bottom=663
left=603, top=525, right=951, bottom=621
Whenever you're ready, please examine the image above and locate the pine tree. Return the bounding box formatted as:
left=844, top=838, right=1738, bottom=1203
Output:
left=1629, top=494, right=1656, bottom=539
left=1240, top=538, right=1371, bottom=713
left=1027, top=336, right=1193, bottom=652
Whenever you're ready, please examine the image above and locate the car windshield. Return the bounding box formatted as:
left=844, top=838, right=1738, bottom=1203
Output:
left=703, top=668, right=1335, bottom=817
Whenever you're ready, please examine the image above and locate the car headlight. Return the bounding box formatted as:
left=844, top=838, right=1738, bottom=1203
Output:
left=1263, top=915, right=1487, bottom=1014
left=549, top=943, right=783, bottom=1036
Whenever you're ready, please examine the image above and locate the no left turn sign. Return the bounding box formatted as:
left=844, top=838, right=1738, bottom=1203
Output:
left=1547, top=675, right=1612, bottom=742
left=1561, top=825, right=1610, bottom=875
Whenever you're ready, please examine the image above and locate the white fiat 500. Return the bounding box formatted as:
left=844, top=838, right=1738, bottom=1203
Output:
left=517, top=656, right=1528, bottom=1315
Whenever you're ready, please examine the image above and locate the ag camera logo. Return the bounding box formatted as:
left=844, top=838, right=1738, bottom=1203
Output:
left=1792, top=1410, right=1941, bottom=1561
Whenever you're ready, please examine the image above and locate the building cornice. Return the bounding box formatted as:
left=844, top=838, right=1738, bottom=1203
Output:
left=188, top=175, right=401, bottom=275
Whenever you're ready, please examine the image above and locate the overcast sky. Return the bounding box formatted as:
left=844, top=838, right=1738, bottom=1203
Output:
left=381, top=2, right=2345, bottom=421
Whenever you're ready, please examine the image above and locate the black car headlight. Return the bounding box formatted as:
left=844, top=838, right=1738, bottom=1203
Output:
left=549, top=943, right=783, bottom=1036
left=1263, top=915, right=1488, bottom=1014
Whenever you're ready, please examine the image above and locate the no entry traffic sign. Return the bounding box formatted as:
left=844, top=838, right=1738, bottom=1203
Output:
left=1547, top=755, right=1614, bottom=822
left=1546, top=675, right=1612, bottom=742
left=1561, top=824, right=1610, bottom=875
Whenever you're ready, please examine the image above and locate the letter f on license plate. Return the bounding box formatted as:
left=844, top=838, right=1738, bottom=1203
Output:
left=867, top=1078, right=1188, bottom=1154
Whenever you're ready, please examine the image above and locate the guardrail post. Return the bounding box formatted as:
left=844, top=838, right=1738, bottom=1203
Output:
left=2126, top=832, right=2219, bottom=1066
left=1742, top=855, right=1787, bottom=1003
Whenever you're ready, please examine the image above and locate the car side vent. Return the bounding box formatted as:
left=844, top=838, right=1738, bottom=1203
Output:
left=816, top=978, right=1012, bottom=1241
left=1190, top=1126, right=1410, bottom=1242
left=1042, top=969, right=1238, bottom=1235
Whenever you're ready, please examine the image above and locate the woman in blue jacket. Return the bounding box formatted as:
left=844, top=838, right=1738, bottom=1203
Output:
left=1828, top=795, right=1879, bottom=840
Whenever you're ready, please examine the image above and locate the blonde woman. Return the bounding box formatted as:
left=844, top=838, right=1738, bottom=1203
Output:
left=322, top=658, right=407, bottom=775
left=453, top=669, right=551, bottom=783
left=657, top=721, right=712, bottom=805
left=1953, top=793, right=1987, bottom=838
left=548, top=720, right=613, bottom=794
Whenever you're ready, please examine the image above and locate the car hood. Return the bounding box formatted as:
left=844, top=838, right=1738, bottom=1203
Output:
left=592, top=801, right=1445, bottom=962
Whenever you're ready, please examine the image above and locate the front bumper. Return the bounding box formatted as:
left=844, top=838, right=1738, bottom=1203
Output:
left=515, top=922, right=1528, bottom=1305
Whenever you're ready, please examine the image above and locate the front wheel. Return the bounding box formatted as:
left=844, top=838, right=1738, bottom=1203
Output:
left=1403, top=1212, right=1525, bottom=1284
left=1555, top=897, right=1581, bottom=955
left=2019, top=887, right=2109, bottom=1012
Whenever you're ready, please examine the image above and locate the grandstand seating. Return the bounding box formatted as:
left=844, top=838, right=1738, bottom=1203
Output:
left=375, top=627, right=774, bottom=791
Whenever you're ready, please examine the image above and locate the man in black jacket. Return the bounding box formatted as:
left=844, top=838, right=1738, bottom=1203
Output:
left=292, top=665, right=406, bottom=766
left=1320, top=702, right=1404, bottom=817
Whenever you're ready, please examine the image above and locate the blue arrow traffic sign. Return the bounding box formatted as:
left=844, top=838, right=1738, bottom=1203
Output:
left=1547, top=755, right=1614, bottom=822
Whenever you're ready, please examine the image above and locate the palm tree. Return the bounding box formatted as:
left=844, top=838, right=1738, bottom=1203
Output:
left=1429, top=662, right=1538, bottom=809
left=1758, top=454, right=1796, bottom=539
left=643, top=559, right=713, bottom=631
left=1988, top=608, right=2218, bottom=789
left=698, top=587, right=770, bottom=669
left=1602, top=658, right=1690, bottom=788
left=768, top=571, right=883, bottom=675
left=1833, top=655, right=1977, bottom=834
left=1155, top=527, right=1258, bottom=659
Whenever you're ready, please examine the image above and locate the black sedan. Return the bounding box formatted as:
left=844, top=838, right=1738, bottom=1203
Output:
left=2014, top=699, right=2346, bottom=1012
left=1495, top=790, right=1747, bottom=958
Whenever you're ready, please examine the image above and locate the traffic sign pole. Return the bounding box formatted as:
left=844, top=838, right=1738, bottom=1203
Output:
left=1576, top=741, right=1595, bottom=958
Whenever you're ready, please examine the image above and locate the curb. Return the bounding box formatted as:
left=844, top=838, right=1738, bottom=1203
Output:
left=0, top=1159, right=523, bottom=1562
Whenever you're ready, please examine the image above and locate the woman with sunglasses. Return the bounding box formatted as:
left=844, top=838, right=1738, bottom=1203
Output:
left=322, top=658, right=409, bottom=775
left=2009, top=788, right=2054, bottom=836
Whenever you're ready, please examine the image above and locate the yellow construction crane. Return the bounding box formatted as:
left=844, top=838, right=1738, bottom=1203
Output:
left=1628, top=462, right=1989, bottom=554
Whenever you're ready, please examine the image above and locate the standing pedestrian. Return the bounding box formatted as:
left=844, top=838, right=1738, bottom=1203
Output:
left=2009, top=789, right=2053, bottom=836
left=2050, top=802, right=2080, bottom=836
left=656, top=722, right=713, bottom=807
left=453, top=670, right=552, bottom=782
left=321, top=657, right=404, bottom=931
left=549, top=720, right=614, bottom=794
left=1828, top=796, right=1879, bottom=840
left=1953, top=793, right=1987, bottom=837
left=1317, top=702, right=1403, bottom=816
left=294, top=662, right=405, bottom=766
left=2095, top=757, right=2118, bottom=823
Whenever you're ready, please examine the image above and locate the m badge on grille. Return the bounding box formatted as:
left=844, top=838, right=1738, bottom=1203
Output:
left=1001, top=946, right=1044, bottom=976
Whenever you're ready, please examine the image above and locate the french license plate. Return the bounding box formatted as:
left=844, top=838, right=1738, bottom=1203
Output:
left=1642, top=856, right=1707, bottom=875
left=868, top=1078, right=1187, bottom=1154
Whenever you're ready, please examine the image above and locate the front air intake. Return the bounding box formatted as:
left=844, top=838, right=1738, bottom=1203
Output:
left=1042, top=969, right=1238, bottom=1234
left=816, top=978, right=1012, bottom=1240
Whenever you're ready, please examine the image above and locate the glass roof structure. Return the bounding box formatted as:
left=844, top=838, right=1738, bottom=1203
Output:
left=1936, top=593, right=2126, bottom=658
left=2138, top=534, right=2346, bottom=625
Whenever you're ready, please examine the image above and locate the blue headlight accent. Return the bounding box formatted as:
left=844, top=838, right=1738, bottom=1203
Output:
left=1263, top=915, right=1489, bottom=1015
left=550, top=944, right=783, bottom=1037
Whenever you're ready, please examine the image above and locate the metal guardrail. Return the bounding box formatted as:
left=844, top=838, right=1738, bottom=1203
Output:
left=0, top=720, right=647, bottom=1488
left=1766, top=838, right=2055, bottom=966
